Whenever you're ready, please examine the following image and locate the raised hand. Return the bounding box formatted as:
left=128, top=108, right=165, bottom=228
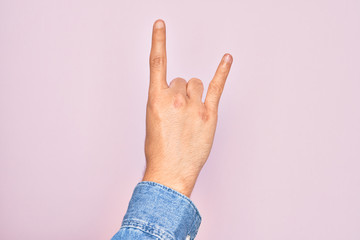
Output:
left=142, top=19, right=233, bottom=197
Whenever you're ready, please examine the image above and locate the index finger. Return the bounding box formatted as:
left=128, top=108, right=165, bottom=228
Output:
left=205, top=53, right=233, bottom=113
left=149, top=19, right=168, bottom=92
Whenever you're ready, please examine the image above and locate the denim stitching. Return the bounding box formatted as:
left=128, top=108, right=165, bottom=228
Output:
left=139, top=181, right=202, bottom=222
left=121, top=218, right=175, bottom=240
left=120, top=225, right=162, bottom=239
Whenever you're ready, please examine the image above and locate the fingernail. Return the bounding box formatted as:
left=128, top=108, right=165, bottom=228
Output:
left=224, top=53, right=233, bottom=63
left=155, top=19, right=165, bottom=29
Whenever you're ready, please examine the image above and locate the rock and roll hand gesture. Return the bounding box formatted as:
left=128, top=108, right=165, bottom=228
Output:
left=142, top=19, right=233, bottom=197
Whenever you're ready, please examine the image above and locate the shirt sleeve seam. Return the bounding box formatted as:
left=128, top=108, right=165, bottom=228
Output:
left=121, top=218, right=175, bottom=240
left=139, top=181, right=202, bottom=221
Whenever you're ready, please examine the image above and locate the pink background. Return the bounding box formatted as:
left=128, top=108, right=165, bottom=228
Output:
left=1, top=0, right=360, bottom=239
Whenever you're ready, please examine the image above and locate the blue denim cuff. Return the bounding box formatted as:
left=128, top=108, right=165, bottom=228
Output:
left=121, top=181, right=202, bottom=240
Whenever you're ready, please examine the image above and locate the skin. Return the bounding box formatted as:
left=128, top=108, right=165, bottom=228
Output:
left=142, top=19, right=233, bottom=198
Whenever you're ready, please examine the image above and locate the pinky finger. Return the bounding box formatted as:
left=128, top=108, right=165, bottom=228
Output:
left=204, top=53, right=233, bottom=113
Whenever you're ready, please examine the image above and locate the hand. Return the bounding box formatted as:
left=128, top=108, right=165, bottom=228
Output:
left=142, top=19, right=233, bottom=197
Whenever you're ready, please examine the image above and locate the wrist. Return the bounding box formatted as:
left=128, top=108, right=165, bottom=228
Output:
left=142, top=170, right=197, bottom=197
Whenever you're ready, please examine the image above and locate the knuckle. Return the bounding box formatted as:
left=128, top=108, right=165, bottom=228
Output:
left=173, top=92, right=186, bottom=108
left=147, top=95, right=162, bottom=110
left=197, top=105, right=210, bottom=122
left=209, top=81, right=223, bottom=95
left=207, top=106, right=218, bottom=119
left=174, top=92, right=186, bottom=101
left=188, top=77, right=201, bottom=84
left=171, top=77, right=186, bottom=85
left=150, top=55, right=165, bottom=69
left=219, top=62, right=230, bottom=73
left=188, top=78, right=204, bottom=89
left=219, top=66, right=229, bottom=76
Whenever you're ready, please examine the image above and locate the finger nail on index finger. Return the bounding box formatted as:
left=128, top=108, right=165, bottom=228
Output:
left=155, top=19, right=165, bottom=29
left=224, top=53, right=233, bottom=64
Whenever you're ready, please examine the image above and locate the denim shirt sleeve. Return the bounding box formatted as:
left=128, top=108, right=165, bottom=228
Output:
left=110, top=181, right=202, bottom=240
